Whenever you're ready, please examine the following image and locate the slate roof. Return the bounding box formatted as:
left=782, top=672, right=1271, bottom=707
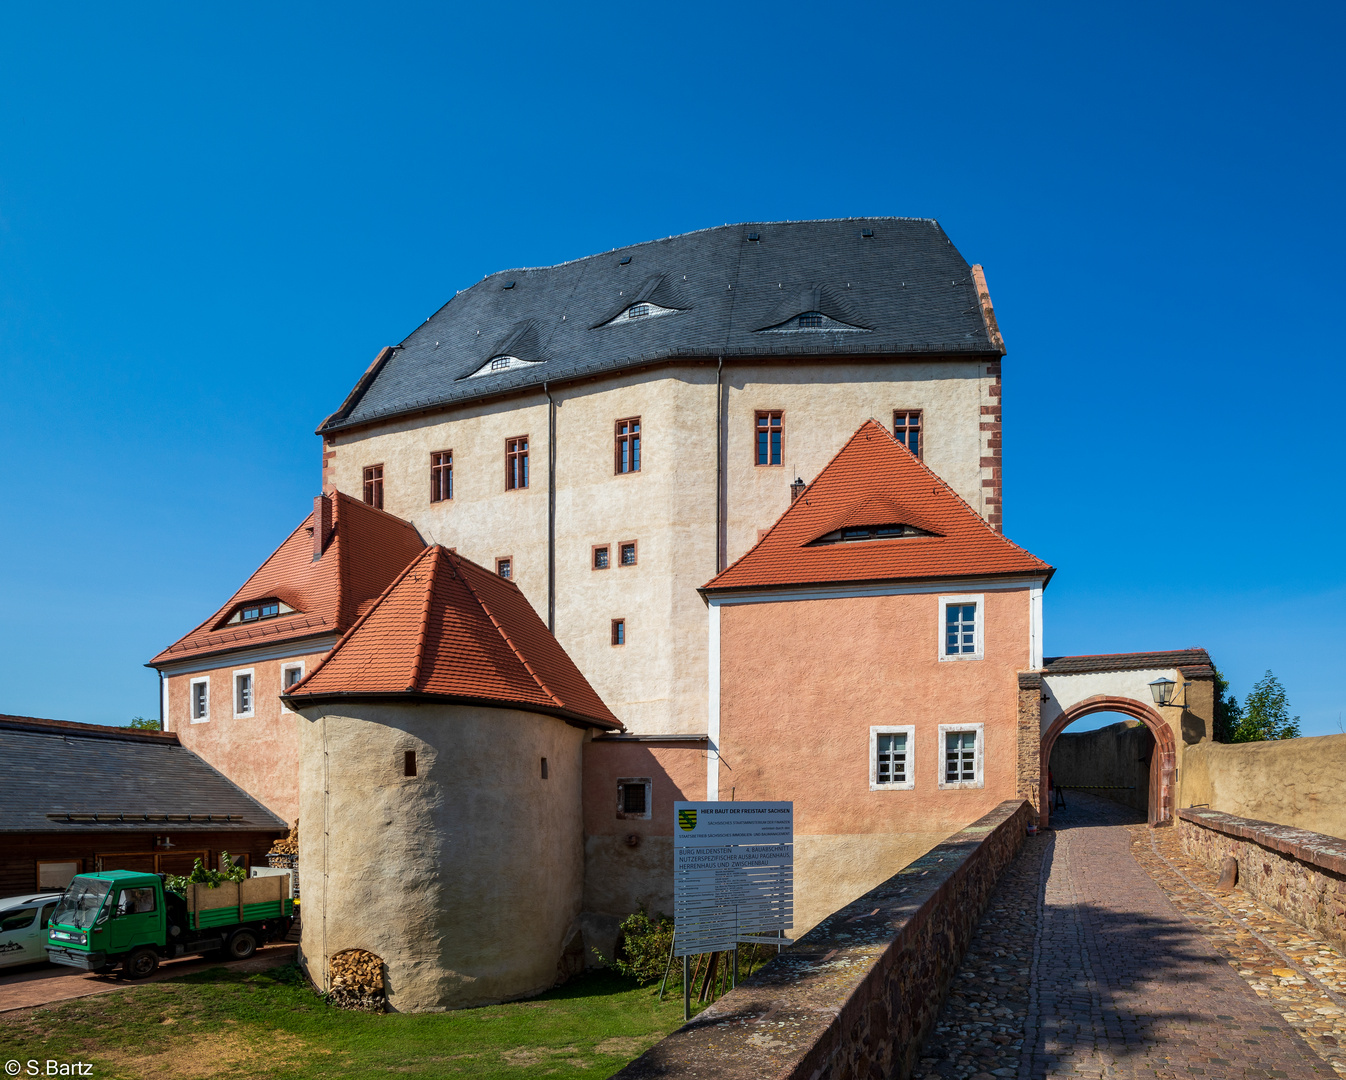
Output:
left=285, top=546, right=622, bottom=730
left=320, top=218, right=1002, bottom=434
left=149, top=492, right=425, bottom=667
left=0, top=715, right=288, bottom=832
left=703, top=420, right=1053, bottom=593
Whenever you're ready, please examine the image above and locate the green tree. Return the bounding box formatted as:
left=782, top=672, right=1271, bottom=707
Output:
left=125, top=716, right=160, bottom=730
left=1231, top=670, right=1301, bottom=742
left=1211, top=668, right=1242, bottom=743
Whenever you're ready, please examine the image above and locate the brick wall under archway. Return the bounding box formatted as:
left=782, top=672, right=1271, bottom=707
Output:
left=1040, top=695, right=1177, bottom=828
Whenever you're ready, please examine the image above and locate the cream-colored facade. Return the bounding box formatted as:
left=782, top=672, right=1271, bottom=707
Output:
left=297, top=702, right=586, bottom=1012
left=323, top=358, right=999, bottom=735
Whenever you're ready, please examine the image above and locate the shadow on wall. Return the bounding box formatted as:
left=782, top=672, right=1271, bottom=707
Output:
left=1050, top=720, right=1153, bottom=817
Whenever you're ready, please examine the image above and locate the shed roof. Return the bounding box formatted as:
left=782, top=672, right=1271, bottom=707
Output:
left=285, top=546, right=622, bottom=730
left=0, top=715, right=288, bottom=833
left=149, top=492, right=425, bottom=668
left=320, top=218, right=1003, bottom=433
left=703, top=420, right=1052, bottom=593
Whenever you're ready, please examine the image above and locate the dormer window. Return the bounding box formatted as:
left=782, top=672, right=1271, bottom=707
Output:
left=808, top=523, right=936, bottom=545
left=469, top=354, right=545, bottom=379
left=798, top=311, right=823, bottom=328
left=760, top=310, right=867, bottom=333
left=599, top=300, right=681, bottom=327
left=226, top=598, right=297, bottom=625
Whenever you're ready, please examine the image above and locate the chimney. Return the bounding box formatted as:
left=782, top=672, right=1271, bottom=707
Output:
left=790, top=477, right=806, bottom=503
left=313, top=495, right=331, bottom=561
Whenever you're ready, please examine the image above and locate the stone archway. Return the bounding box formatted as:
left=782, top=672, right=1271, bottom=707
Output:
left=1040, top=695, right=1177, bottom=829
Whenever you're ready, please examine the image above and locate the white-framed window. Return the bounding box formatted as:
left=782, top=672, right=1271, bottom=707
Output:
left=938, top=723, right=984, bottom=789
left=281, top=662, right=305, bottom=714
left=189, top=677, right=210, bottom=723
left=616, top=777, right=652, bottom=819
left=938, top=594, right=984, bottom=661
left=233, top=669, right=255, bottom=718
left=869, top=725, right=915, bottom=790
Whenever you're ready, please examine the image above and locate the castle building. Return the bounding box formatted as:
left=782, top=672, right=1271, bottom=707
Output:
left=315, top=219, right=1007, bottom=736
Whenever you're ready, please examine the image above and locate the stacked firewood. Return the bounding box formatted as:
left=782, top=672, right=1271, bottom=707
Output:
left=327, top=949, right=385, bottom=1012
left=269, top=822, right=299, bottom=856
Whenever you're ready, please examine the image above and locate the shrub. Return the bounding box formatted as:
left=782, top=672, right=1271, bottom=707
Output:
left=165, top=853, right=247, bottom=894
left=599, top=908, right=674, bottom=985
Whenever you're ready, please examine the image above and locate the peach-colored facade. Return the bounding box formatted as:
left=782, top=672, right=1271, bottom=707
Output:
left=718, top=587, right=1028, bottom=832
left=580, top=739, right=707, bottom=919
left=164, top=647, right=329, bottom=822
left=715, top=585, right=1031, bottom=929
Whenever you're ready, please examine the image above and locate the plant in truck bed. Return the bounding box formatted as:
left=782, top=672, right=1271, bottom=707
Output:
left=164, top=852, right=246, bottom=894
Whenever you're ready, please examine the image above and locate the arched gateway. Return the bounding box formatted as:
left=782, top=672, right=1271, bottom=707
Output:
left=1018, top=650, right=1215, bottom=829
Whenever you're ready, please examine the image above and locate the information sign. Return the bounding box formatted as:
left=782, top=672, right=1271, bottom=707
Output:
left=672, top=801, right=792, bottom=956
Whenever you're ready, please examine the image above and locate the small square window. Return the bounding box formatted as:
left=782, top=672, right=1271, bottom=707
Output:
left=363, top=465, right=384, bottom=509
left=939, top=595, right=984, bottom=661
left=938, top=724, right=984, bottom=789
left=893, top=410, right=922, bottom=458
left=619, top=541, right=637, bottom=567
left=611, top=619, right=626, bottom=646
left=497, top=557, right=512, bottom=580
left=593, top=545, right=610, bottom=570
left=616, top=777, right=652, bottom=819
left=870, top=726, right=915, bottom=790
left=233, top=671, right=254, bottom=717
left=189, top=678, right=209, bottom=723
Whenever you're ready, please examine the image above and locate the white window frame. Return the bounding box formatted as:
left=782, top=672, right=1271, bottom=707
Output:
left=280, top=661, right=305, bottom=713
left=938, top=594, right=984, bottom=661
left=189, top=676, right=210, bottom=723
left=615, top=777, right=652, bottom=820
left=937, top=723, right=985, bottom=789
left=869, top=725, right=915, bottom=791
left=232, top=668, right=255, bottom=719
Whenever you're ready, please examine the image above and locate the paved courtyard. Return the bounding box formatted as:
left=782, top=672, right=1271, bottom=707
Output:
left=914, top=792, right=1342, bottom=1080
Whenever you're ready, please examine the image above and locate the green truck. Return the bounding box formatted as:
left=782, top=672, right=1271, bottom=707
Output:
left=45, top=870, right=294, bottom=979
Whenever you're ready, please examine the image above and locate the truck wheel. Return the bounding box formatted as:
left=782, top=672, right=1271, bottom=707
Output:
left=123, top=948, right=160, bottom=979
left=226, top=930, right=258, bottom=961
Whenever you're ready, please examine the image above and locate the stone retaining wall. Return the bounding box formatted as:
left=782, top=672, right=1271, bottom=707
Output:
left=1178, top=808, right=1346, bottom=953
left=611, top=799, right=1033, bottom=1080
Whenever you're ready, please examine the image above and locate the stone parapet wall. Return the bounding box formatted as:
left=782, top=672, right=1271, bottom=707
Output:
left=612, top=799, right=1033, bottom=1080
left=1178, top=808, right=1346, bottom=953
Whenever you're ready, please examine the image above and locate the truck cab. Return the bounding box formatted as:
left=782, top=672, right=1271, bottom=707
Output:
left=47, top=870, right=292, bottom=979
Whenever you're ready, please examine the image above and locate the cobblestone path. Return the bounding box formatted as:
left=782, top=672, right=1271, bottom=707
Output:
left=914, top=793, right=1333, bottom=1079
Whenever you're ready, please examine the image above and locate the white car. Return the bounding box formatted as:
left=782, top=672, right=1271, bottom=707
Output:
left=0, top=892, right=64, bottom=969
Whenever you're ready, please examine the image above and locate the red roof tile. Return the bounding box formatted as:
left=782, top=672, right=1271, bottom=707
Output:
left=148, top=493, right=425, bottom=666
left=704, top=420, right=1053, bottom=592
left=285, top=546, right=622, bottom=730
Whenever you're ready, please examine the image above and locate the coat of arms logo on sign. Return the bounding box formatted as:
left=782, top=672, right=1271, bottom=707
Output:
left=671, top=801, right=793, bottom=958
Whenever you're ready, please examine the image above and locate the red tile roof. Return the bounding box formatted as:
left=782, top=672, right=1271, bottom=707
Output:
left=285, top=546, right=622, bottom=730
left=148, top=493, right=425, bottom=667
left=704, top=420, right=1053, bottom=592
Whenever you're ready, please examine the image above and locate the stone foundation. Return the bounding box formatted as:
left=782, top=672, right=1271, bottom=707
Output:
left=612, top=799, right=1033, bottom=1080
left=1178, top=808, right=1346, bottom=953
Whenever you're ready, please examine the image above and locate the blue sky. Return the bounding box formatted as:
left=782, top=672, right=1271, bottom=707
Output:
left=1, top=2, right=1341, bottom=735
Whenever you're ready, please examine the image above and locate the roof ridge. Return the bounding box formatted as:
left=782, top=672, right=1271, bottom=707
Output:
left=451, top=553, right=566, bottom=711
left=406, top=547, right=441, bottom=692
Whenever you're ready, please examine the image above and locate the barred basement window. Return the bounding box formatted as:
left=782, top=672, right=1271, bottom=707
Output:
left=496, top=557, right=512, bottom=580
left=619, top=541, right=637, bottom=567
left=593, top=545, right=610, bottom=570
left=363, top=465, right=384, bottom=509
left=616, top=778, right=652, bottom=819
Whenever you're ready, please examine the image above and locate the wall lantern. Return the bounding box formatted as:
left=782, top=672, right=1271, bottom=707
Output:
left=1148, top=677, right=1190, bottom=707
left=790, top=477, right=806, bottom=502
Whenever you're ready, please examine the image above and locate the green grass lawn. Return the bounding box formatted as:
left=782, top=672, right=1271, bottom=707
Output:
left=0, top=964, right=701, bottom=1079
